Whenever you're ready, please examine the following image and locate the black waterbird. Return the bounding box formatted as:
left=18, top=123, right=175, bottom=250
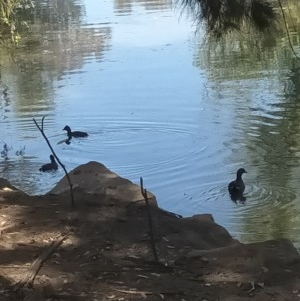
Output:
left=63, top=125, right=88, bottom=139
left=39, top=155, right=58, bottom=172
left=228, top=168, right=247, bottom=201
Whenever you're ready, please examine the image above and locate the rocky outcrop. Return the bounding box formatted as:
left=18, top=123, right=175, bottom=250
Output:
left=49, top=161, right=157, bottom=206
left=0, top=161, right=300, bottom=301
left=47, top=162, right=300, bottom=277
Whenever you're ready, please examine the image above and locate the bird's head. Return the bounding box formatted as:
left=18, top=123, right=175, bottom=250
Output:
left=63, top=125, right=71, bottom=132
left=237, top=168, right=247, bottom=177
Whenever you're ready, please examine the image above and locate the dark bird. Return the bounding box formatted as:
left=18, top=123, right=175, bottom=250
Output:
left=228, top=168, right=247, bottom=201
left=63, top=125, right=88, bottom=139
left=39, top=155, right=58, bottom=172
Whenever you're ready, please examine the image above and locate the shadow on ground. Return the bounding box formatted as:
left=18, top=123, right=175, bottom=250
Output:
left=0, top=161, right=299, bottom=301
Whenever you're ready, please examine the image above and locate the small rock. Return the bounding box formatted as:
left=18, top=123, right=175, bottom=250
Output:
left=257, top=282, right=264, bottom=288
left=107, top=295, right=115, bottom=299
left=262, top=266, right=269, bottom=273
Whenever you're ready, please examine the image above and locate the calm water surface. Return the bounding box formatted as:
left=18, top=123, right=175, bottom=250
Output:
left=1, top=0, right=300, bottom=246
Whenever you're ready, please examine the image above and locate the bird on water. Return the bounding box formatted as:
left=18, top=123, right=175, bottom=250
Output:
left=39, top=155, right=58, bottom=172
left=228, top=168, right=247, bottom=201
left=63, top=125, right=88, bottom=139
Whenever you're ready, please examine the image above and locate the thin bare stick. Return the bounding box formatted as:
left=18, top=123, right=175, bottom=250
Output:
left=112, top=288, right=184, bottom=296
left=41, top=115, right=44, bottom=131
left=16, top=233, right=68, bottom=288
left=33, top=116, right=74, bottom=206
left=140, top=177, right=159, bottom=263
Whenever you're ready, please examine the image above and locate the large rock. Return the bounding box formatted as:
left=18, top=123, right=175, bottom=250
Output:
left=0, top=178, right=19, bottom=191
left=49, top=162, right=238, bottom=253
left=49, top=161, right=157, bottom=206
left=175, top=238, right=300, bottom=285
left=152, top=213, right=239, bottom=264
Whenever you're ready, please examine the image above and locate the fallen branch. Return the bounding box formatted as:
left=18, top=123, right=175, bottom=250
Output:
left=112, top=287, right=184, bottom=296
left=16, top=233, right=68, bottom=288
left=33, top=116, right=74, bottom=206
left=113, top=288, right=152, bottom=295
left=140, top=177, right=159, bottom=263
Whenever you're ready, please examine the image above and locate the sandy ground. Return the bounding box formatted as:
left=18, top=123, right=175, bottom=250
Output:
left=0, top=162, right=300, bottom=301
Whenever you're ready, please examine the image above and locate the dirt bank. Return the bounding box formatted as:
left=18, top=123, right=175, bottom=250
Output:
left=0, top=161, right=299, bottom=300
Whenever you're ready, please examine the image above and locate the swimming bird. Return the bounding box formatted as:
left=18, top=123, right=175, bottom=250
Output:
left=63, top=125, right=88, bottom=139
left=228, top=168, right=247, bottom=201
left=39, top=155, right=58, bottom=172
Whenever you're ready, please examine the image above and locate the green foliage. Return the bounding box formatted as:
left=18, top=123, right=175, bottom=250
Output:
left=179, top=0, right=276, bottom=38
left=0, top=0, right=34, bottom=46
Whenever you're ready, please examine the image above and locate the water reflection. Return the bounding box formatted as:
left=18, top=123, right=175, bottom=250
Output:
left=1, top=0, right=112, bottom=122
left=0, top=0, right=112, bottom=193
left=0, top=86, right=10, bottom=120
left=36, top=0, right=83, bottom=27
left=114, top=0, right=171, bottom=14
left=188, top=1, right=300, bottom=245
left=2, top=0, right=300, bottom=248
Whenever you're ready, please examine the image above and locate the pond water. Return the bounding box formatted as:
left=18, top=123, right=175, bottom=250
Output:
left=1, top=0, right=300, bottom=246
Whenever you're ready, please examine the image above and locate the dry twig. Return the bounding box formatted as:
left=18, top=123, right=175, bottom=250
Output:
left=112, top=287, right=184, bottom=296
left=140, top=177, right=159, bottom=263
left=33, top=116, right=74, bottom=206
left=16, top=233, right=68, bottom=288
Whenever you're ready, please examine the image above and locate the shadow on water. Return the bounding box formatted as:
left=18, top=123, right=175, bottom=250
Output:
left=177, top=0, right=276, bottom=38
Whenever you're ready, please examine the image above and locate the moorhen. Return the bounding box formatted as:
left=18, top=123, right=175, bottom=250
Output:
left=228, top=168, right=247, bottom=201
left=63, top=125, right=88, bottom=139
left=39, top=155, right=58, bottom=172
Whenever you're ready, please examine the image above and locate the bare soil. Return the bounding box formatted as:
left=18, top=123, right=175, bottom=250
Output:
left=0, top=162, right=300, bottom=301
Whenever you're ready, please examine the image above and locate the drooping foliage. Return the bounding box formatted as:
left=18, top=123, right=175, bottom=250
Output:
left=0, top=0, right=34, bottom=45
left=179, top=0, right=276, bottom=38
